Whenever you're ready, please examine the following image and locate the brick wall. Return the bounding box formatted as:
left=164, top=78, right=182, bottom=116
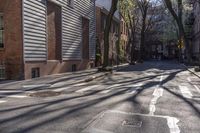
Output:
left=0, top=0, right=23, bottom=80
left=96, top=6, right=121, bottom=65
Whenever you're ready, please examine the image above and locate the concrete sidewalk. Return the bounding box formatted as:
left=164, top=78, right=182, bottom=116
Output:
left=0, top=64, right=129, bottom=91
left=181, top=64, right=200, bottom=78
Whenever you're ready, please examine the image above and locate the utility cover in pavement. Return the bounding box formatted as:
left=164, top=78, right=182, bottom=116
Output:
left=28, top=91, right=61, bottom=97
left=82, top=110, right=170, bottom=133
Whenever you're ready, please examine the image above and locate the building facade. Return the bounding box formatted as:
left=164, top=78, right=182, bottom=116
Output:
left=95, top=0, right=120, bottom=66
left=192, top=1, right=200, bottom=60
left=95, top=0, right=128, bottom=66
left=0, top=0, right=96, bottom=80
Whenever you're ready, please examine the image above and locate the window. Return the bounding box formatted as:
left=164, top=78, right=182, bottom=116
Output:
left=82, top=17, right=89, bottom=59
left=68, top=0, right=74, bottom=7
left=101, top=13, right=106, bottom=32
left=31, top=68, right=40, bottom=78
left=0, top=14, right=4, bottom=48
left=72, top=64, right=77, bottom=72
left=0, top=64, right=5, bottom=80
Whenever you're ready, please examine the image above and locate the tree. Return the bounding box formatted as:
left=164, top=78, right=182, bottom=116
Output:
left=164, top=0, right=191, bottom=62
left=103, top=0, right=119, bottom=68
left=136, top=0, right=150, bottom=61
left=119, top=0, right=138, bottom=64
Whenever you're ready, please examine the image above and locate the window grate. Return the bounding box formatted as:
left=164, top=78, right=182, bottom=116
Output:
left=32, top=68, right=40, bottom=78
left=0, top=65, right=5, bottom=80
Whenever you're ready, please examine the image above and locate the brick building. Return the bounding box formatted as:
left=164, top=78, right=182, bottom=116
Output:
left=95, top=0, right=128, bottom=66
left=0, top=0, right=96, bottom=80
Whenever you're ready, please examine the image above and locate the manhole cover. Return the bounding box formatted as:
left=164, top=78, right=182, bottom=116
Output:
left=82, top=110, right=170, bottom=133
left=28, top=91, right=62, bottom=97
left=122, top=120, right=142, bottom=128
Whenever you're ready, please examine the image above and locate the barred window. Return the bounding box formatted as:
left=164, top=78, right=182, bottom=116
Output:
left=0, top=14, right=4, bottom=48
left=0, top=64, right=5, bottom=80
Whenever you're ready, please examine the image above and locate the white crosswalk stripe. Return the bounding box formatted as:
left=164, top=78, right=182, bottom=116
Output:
left=7, top=95, right=28, bottom=98
left=0, top=100, right=6, bottom=104
left=179, top=86, right=193, bottom=99
left=76, top=85, right=100, bottom=93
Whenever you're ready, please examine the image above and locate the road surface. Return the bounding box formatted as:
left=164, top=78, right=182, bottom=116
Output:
left=0, top=61, right=199, bottom=133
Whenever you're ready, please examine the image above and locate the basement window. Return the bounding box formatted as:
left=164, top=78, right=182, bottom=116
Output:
left=32, top=68, right=40, bottom=78
left=72, top=64, right=77, bottom=72
left=0, top=13, right=4, bottom=48
left=0, top=64, right=5, bottom=80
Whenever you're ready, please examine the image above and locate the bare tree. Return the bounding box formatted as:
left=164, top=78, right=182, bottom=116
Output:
left=103, top=0, right=119, bottom=68
left=163, top=0, right=191, bottom=62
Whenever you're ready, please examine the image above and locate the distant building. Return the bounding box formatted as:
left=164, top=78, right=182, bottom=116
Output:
left=0, top=0, right=96, bottom=80
left=191, top=1, right=200, bottom=61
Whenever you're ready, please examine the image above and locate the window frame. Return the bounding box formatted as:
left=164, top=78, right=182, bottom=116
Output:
left=0, top=13, right=4, bottom=48
left=68, top=0, right=74, bottom=8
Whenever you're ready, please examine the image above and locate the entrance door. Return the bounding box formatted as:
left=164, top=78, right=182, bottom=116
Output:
left=47, top=1, right=62, bottom=60
left=82, top=17, right=89, bottom=60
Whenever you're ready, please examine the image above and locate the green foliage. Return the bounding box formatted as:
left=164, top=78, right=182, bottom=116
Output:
left=119, top=0, right=136, bottom=24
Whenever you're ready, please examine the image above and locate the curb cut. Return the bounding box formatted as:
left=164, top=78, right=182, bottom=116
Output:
left=181, top=64, right=200, bottom=79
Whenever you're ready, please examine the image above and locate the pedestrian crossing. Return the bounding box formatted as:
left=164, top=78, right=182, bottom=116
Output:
left=1, top=77, right=200, bottom=105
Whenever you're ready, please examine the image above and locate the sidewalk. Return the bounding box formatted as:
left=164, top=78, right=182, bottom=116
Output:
left=181, top=64, right=200, bottom=78
left=0, top=64, right=129, bottom=91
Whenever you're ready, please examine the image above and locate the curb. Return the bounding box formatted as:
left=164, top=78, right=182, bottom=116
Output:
left=181, top=64, right=200, bottom=79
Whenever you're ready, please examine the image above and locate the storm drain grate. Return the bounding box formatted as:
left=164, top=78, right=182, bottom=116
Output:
left=28, top=91, right=62, bottom=97
left=122, top=120, right=142, bottom=128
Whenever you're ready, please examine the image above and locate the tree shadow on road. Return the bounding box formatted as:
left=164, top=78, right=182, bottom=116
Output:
left=0, top=61, right=199, bottom=133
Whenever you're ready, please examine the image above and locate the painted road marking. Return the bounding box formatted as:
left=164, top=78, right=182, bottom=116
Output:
left=107, top=110, right=180, bottom=133
left=193, top=85, right=200, bottom=93
left=53, top=87, right=71, bottom=92
left=22, top=84, right=51, bottom=89
left=179, top=86, right=193, bottom=99
left=85, top=128, right=113, bottom=133
left=100, top=84, right=122, bottom=94
left=7, top=95, right=27, bottom=98
left=100, top=83, right=143, bottom=94
left=76, top=85, right=100, bottom=93
left=0, top=90, right=23, bottom=93
left=73, top=83, right=87, bottom=87
left=187, top=77, right=191, bottom=82
left=126, top=86, right=141, bottom=94
left=187, top=77, right=200, bottom=93
left=0, top=100, right=6, bottom=104
left=149, top=88, right=164, bottom=115
left=149, top=75, right=164, bottom=115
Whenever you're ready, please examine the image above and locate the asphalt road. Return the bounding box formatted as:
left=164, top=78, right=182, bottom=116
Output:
left=0, top=61, right=199, bottom=133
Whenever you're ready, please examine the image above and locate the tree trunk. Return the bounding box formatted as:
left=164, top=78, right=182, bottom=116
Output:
left=164, top=0, right=191, bottom=62
left=139, top=9, right=147, bottom=62
left=103, top=0, right=118, bottom=68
